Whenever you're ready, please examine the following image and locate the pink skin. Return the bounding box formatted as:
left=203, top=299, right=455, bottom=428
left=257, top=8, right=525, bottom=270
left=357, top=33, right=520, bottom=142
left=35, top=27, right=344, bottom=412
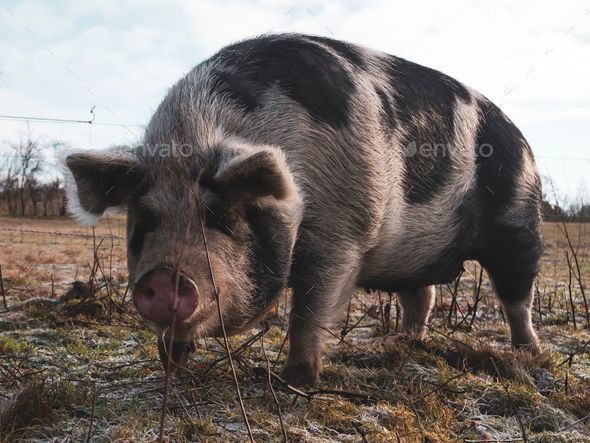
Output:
left=132, top=267, right=199, bottom=327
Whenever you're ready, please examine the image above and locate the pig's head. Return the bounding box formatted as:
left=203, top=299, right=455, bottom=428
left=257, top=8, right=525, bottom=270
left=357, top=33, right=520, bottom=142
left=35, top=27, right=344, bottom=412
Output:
left=63, top=138, right=302, bottom=369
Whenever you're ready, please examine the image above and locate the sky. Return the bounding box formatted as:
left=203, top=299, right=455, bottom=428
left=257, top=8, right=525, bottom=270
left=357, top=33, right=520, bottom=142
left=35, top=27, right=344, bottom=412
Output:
left=0, top=0, right=588, bottom=202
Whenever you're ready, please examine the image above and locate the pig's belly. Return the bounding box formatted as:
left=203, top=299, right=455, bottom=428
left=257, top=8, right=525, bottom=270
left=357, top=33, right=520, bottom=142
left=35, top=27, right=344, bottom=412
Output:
left=357, top=223, right=466, bottom=292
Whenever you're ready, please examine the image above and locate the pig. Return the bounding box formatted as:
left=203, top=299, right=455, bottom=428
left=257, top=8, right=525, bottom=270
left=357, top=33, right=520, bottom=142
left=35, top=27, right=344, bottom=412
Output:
left=63, top=33, right=542, bottom=386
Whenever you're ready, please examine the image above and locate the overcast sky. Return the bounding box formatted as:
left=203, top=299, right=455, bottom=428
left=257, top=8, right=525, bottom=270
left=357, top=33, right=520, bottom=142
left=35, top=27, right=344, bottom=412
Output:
left=0, top=0, right=588, bottom=201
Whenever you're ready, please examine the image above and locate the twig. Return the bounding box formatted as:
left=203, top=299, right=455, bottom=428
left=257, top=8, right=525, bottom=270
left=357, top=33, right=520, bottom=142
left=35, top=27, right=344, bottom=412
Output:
left=290, top=312, right=368, bottom=354
left=559, top=413, right=590, bottom=432
left=559, top=221, right=589, bottom=328
left=395, top=297, right=400, bottom=332
left=384, top=291, right=393, bottom=334
left=535, top=283, right=543, bottom=325
left=0, top=264, right=7, bottom=311
left=468, top=267, right=484, bottom=329
left=464, top=439, right=523, bottom=443
left=269, top=371, right=314, bottom=400
left=86, top=382, right=97, bottom=443
left=341, top=298, right=352, bottom=340
left=352, top=422, right=369, bottom=443
left=490, top=358, right=528, bottom=443
left=159, top=186, right=195, bottom=442
left=272, top=329, right=289, bottom=372
left=189, top=381, right=202, bottom=419
left=447, top=270, right=463, bottom=326
left=565, top=251, right=577, bottom=329
left=173, top=388, right=195, bottom=435
left=308, top=387, right=376, bottom=403
left=261, top=332, right=288, bottom=442
left=557, top=339, right=590, bottom=367
left=199, top=330, right=266, bottom=378
left=197, top=199, right=255, bottom=442
left=338, top=305, right=373, bottom=343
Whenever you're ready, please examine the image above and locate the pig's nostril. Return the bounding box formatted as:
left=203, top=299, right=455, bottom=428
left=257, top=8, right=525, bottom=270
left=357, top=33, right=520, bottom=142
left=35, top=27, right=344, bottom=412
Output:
left=178, top=283, right=192, bottom=297
left=144, top=288, right=155, bottom=298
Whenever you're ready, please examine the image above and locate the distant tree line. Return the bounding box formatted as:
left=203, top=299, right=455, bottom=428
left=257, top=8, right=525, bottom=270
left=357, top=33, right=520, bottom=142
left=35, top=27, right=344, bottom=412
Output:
left=542, top=200, right=590, bottom=222
left=541, top=175, right=590, bottom=222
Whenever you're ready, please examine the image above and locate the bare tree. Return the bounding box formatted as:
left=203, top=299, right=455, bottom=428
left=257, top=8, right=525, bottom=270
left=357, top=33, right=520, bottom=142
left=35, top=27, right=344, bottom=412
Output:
left=1, top=137, right=44, bottom=216
left=571, top=180, right=590, bottom=222
left=0, top=138, right=72, bottom=217
left=1, top=152, right=16, bottom=216
left=39, top=179, right=63, bottom=217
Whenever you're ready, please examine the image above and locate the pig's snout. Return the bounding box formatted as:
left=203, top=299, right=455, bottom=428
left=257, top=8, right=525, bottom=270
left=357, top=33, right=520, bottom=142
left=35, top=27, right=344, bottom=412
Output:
left=132, top=267, right=198, bottom=326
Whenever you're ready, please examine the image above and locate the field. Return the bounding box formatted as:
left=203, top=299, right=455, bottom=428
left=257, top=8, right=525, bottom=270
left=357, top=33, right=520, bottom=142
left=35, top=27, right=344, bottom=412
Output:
left=0, top=216, right=589, bottom=442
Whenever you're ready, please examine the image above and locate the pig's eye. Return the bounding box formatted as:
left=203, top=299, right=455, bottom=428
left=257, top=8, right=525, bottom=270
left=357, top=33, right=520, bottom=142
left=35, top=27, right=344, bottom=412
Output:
left=202, top=207, right=234, bottom=236
left=129, top=207, right=159, bottom=256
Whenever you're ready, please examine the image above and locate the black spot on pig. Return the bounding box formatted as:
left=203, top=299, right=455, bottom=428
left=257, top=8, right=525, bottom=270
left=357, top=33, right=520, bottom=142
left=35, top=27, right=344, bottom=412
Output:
left=382, top=56, right=470, bottom=204
left=211, top=71, right=259, bottom=113
left=306, top=35, right=366, bottom=68
left=475, top=98, right=527, bottom=213
left=212, top=34, right=355, bottom=129
left=376, top=87, right=395, bottom=133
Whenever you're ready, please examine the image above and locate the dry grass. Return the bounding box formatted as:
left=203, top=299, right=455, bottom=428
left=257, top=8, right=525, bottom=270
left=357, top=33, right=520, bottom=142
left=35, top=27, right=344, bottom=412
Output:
left=0, top=217, right=589, bottom=441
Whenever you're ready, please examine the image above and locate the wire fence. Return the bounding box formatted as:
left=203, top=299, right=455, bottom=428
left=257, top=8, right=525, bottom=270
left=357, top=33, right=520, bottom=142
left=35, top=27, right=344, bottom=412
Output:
left=0, top=111, right=144, bottom=164
left=0, top=114, right=145, bottom=128
left=0, top=227, right=125, bottom=241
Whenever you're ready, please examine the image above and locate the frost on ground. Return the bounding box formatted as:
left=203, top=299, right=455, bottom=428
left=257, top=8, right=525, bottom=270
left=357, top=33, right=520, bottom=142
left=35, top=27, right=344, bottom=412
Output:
left=0, top=217, right=589, bottom=442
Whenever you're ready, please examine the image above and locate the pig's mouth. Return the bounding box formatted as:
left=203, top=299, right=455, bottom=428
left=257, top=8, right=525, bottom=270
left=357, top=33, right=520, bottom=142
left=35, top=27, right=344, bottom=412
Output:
left=144, top=297, right=217, bottom=375
left=154, top=299, right=280, bottom=375
left=131, top=265, right=266, bottom=373
left=153, top=296, right=246, bottom=375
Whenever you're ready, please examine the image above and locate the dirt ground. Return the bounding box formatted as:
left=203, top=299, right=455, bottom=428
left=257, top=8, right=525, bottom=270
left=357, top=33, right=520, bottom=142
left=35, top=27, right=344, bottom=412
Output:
left=0, top=216, right=589, bottom=442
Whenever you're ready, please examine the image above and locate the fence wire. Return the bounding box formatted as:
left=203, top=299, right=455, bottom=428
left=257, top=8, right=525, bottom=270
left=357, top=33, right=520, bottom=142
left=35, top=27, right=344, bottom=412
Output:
left=0, top=227, right=125, bottom=241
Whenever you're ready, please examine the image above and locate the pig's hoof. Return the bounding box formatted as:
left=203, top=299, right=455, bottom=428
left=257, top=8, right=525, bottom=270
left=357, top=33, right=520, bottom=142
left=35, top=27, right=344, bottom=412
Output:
left=514, top=342, right=541, bottom=356
left=512, top=331, right=541, bottom=356
left=280, top=361, right=320, bottom=387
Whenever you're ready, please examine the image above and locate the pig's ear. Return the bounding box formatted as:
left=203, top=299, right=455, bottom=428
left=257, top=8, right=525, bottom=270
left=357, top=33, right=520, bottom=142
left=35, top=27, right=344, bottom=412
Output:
left=215, top=147, right=298, bottom=202
left=62, top=149, right=143, bottom=226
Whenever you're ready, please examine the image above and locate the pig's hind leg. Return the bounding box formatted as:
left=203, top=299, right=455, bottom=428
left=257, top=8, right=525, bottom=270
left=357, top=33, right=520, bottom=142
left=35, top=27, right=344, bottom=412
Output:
left=397, top=285, right=435, bottom=339
left=478, top=223, right=542, bottom=354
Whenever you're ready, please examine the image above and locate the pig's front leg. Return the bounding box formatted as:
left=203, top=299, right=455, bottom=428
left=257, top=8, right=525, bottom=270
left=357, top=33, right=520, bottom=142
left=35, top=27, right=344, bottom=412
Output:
left=281, top=255, right=358, bottom=386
